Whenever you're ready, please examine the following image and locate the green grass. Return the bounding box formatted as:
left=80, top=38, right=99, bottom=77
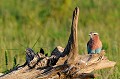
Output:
left=0, top=0, right=120, bottom=78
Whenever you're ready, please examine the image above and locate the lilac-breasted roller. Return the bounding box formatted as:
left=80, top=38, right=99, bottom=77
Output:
left=87, top=32, right=102, bottom=54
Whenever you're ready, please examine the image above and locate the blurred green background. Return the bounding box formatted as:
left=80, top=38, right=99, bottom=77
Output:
left=0, top=0, right=120, bottom=78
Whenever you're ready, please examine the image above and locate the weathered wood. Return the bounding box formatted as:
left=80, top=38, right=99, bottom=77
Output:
left=0, top=7, right=116, bottom=79
left=62, top=7, right=79, bottom=65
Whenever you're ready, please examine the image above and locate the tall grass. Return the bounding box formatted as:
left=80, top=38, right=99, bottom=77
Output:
left=0, top=0, right=120, bottom=78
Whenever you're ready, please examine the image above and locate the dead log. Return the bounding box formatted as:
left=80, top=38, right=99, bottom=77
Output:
left=0, top=7, right=116, bottom=79
left=62, top=7, right=79, bottom=65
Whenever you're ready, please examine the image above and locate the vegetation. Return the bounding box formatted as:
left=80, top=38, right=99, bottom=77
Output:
left=0, top=0, right=119, bottom=78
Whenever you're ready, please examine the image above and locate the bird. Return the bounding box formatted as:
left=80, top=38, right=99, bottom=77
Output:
left=87, top=32, right=102, bottom=54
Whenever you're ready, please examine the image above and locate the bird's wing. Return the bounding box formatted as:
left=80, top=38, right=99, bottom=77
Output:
left=87, top=41, right=91, bottom=53
left=87, top=40, right=90, bottom=47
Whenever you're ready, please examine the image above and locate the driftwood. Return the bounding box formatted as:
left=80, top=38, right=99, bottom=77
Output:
left=0, top=7, right=116, bottom=79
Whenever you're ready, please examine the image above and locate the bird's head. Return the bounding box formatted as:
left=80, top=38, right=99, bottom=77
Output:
left=89, top=32, right=99, bottom=40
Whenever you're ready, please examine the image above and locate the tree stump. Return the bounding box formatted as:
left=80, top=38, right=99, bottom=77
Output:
left=0, top=7, right=116, bottom=79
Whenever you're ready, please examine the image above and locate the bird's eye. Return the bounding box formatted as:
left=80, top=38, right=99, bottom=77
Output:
left=94, top=34, right=96, bottom=35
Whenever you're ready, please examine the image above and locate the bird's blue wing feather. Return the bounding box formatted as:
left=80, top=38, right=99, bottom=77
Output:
left=95, top=48, right=102, bottom=53
left=87, top=46, right=102, bottom=54
left=87, top=46, right=95, bottom=54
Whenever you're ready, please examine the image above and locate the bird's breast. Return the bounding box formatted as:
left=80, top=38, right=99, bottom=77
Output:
left=89, top=40, right=102, bottom=50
